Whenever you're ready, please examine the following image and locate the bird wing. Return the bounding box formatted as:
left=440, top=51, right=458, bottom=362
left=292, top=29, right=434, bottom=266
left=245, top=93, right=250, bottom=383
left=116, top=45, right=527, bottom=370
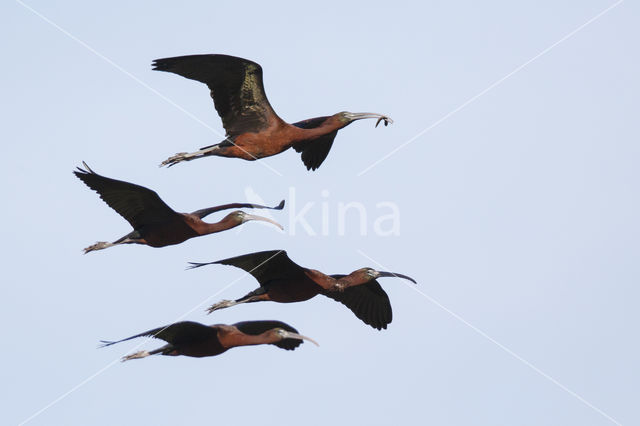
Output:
left=152, top=54, right=282, bottom=138
left=232, top=320, right=303, bottom=351
left=190, top=200, right=285, bottom=219
left=291, top=116, right=332, bottom=129
left=321, top=275, right=393, bottom=330
left=292, top=117, right=338, bottom=171
left=74, top=163, right=179, bottom=228
left=209, top=250, right=309, bottom=286
left=99, top=321, right=217, bottom=347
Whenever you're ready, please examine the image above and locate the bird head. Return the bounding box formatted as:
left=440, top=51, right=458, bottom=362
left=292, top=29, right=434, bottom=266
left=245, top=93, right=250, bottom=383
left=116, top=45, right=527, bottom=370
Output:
left=351, top=267, right=417, bottom=284
left=336, top=111, right=394, bottom=128
left=272, top=328, right=319, bottom=346
left=224, top=211, right=284, bottom=230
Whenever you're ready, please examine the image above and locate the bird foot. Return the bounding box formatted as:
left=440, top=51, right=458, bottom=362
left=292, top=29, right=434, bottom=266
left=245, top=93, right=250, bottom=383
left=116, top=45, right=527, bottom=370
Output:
left=121, top=350, right=150, bottom=362
left=206, top=299, right=236, bottom=314
left=160, top=152, right=197, bottom=167
left=83, top=241, right=111, bottom=254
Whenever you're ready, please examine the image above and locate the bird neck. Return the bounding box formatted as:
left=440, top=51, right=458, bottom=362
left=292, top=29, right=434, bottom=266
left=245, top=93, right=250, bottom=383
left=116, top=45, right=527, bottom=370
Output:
left=291, top=116, right=345, bottom=141
left=336, top=272, right=369, bottom=288
left=200, top=217, right=240, bottom=235
left=305, top=269, right=337, bottom=290
left=230, top=331, right=279, bottom=348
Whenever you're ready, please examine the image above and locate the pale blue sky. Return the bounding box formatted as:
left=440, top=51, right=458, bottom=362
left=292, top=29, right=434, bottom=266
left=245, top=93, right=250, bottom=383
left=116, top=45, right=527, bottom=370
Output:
left=2, top=1, right=639, bottom=425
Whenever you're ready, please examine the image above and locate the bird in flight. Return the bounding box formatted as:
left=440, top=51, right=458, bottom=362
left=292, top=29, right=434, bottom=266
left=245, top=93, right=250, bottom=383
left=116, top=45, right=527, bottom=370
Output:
left=74, top=162, right=284, bottom=253
left=188, top=250, right=416, bottom=330
left=100, top=320, right=318, bottom=361
left=154, top=54, right=393, bottom=171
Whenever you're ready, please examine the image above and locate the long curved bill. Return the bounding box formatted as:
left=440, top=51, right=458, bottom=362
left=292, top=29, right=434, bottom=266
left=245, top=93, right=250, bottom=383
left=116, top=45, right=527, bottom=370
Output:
left=282, top=331, right=320, bottom=347
left=345, top=112, right=394, bottom=127
left=376, top=271, right=417, bottom=284
left=243, top=213, right=284, bottom=230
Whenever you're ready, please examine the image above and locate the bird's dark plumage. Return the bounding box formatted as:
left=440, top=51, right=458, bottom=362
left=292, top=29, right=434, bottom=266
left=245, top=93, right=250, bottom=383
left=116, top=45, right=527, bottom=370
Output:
left=323, top=275, right=392, bottom=330
left=232, top=320, right=304, bottom=350
left=100, top=321, right=217, bottom=348
left=74, top=162, right=178, bottom=228
left=74, top=163, right=285, bottom=252
left=191, top=199, right=285, bottom=219
left=192, top=250, right=395, bottom=330
left=292, top=117, right=338, bottom=170
left=155, top=54, right=393, bottom=170
left=100, top=320, right=311, bottom=360
left=153, top=54, right=281, bottom=138
left=209, top=250, right=308, bottom=283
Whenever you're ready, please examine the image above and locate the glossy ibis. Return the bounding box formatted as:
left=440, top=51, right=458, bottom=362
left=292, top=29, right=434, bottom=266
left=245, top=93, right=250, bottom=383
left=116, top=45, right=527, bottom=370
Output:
left=188, top=250, right=416, bottom=330
left=100, top=320, right=318, bottom=361
left=154, top=54, right=393, bottom=171
left=74, top=162, right=283, bottom=253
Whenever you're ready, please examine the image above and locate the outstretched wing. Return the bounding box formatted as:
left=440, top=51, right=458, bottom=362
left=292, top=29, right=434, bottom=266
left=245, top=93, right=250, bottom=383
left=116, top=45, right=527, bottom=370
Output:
left=191, top=200, right=285, bottom=219
left=189, top=250, right=308, bottom=286
left=74, top=163, right=179, bottom=228
left=233, top=320, right=303, bottom=350
left=153, top=54, right=282, bottom=138
left=321, top=275, right=393, bottom=330
left=99, top=321, right=217, bottom=347
left=292, top=116, right=338, bottom=171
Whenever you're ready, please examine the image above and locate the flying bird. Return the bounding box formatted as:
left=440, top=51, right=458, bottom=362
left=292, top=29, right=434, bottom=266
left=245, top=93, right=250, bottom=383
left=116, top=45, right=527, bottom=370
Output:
left=154, top=54, right=393, bottom=171
left=100, top=320, right=318, bottom=361
left=188, top=250, right=416, bottom=330
left=74, top=162, right=284, bottom=253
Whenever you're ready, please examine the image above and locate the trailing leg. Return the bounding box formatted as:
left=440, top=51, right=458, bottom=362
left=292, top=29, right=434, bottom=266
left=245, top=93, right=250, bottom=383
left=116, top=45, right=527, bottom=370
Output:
left=121, top=345, right=173, bottom=362
left=206, top=288, right=270, bottom=314
left=83, top=231, right=143, bottom=254
left=160, top=144, right=222, bottom=167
